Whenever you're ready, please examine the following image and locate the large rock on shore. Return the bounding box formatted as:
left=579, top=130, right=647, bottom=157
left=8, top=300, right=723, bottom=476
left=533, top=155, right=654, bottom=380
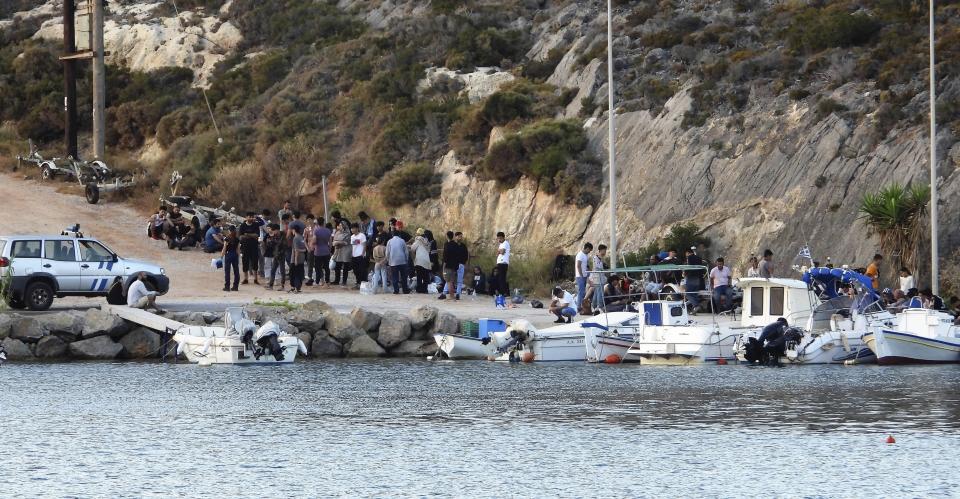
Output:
left=345, top=334, right=386, bottom=357
left=11, top=318, right=46, bottom=343
left=1, top=337, right=34, bottom=360
left=301, top=300, right=335, bottom=314
left=69, top=335, right=123, bottom=360
left=35, top=312, right=83, bottom=340
left=82, top=309, right=129, bottom=339
left=0, top=314, right=16, bottom=340
left=430, top=311, right=460, bottom=336
left=409, top=305, right=438, bottom=329
left=325, top=312, right=364, bottom=342
left=286, top=309, right=326, bottom=333
left=376, top=311, right=412, bottom=349
left=34, top=335, right=69, bottom=359
left=311, top=331, right=343, bottom=358
left=350, top=307, right=382, bottom=333
left=391, top=339, right=437, bottom=358
left=119, top=328, right=161, bottom=359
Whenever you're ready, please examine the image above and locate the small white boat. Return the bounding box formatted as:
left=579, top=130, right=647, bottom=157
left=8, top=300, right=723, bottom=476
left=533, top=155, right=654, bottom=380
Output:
left=863, top=308, right=960, bottom=364
left=173, top=307, right=307, bottom=364
left=433, top=333, right=495, bottom=360
left=491, top=313, right=638, bottom=362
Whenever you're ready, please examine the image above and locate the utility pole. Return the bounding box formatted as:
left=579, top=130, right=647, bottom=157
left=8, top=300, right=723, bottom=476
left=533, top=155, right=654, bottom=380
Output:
left=63, top=0, right=78, bottom=159
left=929, top=0, right=940, bottom=295
left=606, top=0, right=617, bottom=268
left=92, top=0, right=106, bottom=160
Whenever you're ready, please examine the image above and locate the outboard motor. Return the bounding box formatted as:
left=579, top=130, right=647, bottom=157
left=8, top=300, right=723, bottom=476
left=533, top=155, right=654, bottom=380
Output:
left=254, top=321, right=285, bottom=361
left=233, top=318, right=258, bottom=352
left=495, top=320, right=536, bottom=361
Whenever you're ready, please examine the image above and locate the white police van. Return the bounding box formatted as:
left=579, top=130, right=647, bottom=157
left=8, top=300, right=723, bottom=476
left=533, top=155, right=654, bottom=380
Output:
left=0, top=226, right=169, bottom=310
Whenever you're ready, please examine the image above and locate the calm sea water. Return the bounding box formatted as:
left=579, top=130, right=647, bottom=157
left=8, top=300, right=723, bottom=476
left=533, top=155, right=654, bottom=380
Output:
left=1, top=360, right=959, bottom=498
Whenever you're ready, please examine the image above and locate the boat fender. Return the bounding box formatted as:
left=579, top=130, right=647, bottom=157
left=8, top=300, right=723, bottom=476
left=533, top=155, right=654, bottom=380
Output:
left=603, top=354, right=622, bottom=364
left=176, top=341, right=186, bottom=356
left=199, top=337, right=213, bottom=355
left=297, top=338, right=308, bottom=355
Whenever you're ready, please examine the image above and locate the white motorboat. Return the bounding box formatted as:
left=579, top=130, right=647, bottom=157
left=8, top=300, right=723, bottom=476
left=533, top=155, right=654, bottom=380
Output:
left=173, top=307, right=307, bottom=364
left=734, top=270, right=883, bottom=365
left=491, top=313, right=638, bottom=362
left=433, top=333, right=495, bottom=360
left=862, top=308, right=959, bottom=364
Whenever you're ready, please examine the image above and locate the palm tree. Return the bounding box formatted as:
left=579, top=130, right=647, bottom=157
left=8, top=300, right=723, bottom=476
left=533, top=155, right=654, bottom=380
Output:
left=858, top=183, right=930, bottom=277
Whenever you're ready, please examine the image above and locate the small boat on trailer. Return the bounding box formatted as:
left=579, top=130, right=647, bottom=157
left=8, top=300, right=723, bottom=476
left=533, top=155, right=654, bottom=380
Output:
left=173, top=307, right=307, bottom=365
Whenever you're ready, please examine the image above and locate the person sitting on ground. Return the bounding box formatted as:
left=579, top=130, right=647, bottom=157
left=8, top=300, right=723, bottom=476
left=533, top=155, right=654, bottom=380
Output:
left=164, top=212, right=194, bottom=250
left=549, top=287, right=577, bottom=324
left=470, top=266, right=487, bottom=296
left=148, top=206, right=167, bottom=240
left=487, top=267, right=499, bottom=296
left=204, top=218, right=224, bottom=253
left=127, top=272, right=164, bottom=314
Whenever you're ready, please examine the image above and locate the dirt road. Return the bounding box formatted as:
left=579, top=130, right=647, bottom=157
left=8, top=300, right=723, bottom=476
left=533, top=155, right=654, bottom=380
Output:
left=0, top=173, right=555, bottom=326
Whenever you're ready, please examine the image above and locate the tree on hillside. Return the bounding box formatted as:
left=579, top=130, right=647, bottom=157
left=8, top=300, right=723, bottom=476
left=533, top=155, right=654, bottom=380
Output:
left=858, top=182, right=930, bottom=278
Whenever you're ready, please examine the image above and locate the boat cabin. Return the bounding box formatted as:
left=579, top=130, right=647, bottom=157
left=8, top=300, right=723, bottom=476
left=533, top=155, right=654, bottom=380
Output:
left=738, top=278, right=816, bottom=328
left=640, top=301, right=689, bottom=326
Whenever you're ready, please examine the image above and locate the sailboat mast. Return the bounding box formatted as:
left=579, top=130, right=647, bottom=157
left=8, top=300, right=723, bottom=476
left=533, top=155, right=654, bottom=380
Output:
left=929, top=0, right=940, bottom=295
left=607, top=0, right=618, bottom=269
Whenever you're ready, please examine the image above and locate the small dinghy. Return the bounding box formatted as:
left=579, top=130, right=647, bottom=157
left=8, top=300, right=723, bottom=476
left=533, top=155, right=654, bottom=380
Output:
left=173, top=307, right=307, bottom=365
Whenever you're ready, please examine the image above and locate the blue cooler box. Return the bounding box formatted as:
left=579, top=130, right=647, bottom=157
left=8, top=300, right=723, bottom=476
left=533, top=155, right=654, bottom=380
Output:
left=478, top=318, right=507, bottom=339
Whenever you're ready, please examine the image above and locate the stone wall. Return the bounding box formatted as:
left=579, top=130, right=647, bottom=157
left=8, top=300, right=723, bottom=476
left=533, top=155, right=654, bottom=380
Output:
left=0, top=301, right=462, bottom=362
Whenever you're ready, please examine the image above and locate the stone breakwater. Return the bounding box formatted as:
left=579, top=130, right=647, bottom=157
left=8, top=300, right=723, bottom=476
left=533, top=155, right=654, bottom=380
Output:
left=0, top=300, right=462, bottom=362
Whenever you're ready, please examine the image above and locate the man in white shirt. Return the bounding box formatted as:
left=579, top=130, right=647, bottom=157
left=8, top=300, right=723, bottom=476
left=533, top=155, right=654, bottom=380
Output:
left=495, top=231, right=510, bottom=296
left=350, top=223, right=367, bottom=288
left=549, top=287, right=577, bottom=323
left=709, top=257, right=733, bottom=312
left=127, top=272, right=164, bottom=313
left=574, top=243, right=592, bottom=313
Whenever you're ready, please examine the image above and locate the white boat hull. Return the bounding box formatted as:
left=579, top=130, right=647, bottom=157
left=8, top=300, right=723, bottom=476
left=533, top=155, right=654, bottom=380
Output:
left=735, top=330, right=876, bottom=365
left=864, top=329, right=960, bottom=365
left=174, top=329, right=302, bottom=364
left=493, top=331, right=587, bottom=362
left=583, top=329, right=642, bottom=363
left=433, top=334, right=494, bottom=359
left=626, top=327, right=739, bottom=365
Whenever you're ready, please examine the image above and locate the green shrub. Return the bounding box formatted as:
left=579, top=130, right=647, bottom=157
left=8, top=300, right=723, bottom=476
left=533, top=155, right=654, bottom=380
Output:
left=481, top=91, right=533, bottom=126
left=786, top=7, right=880, bottom=54
left=789, top=88, right=811, bottom=100
left=157, top=107, right=209, bottom=148
left=815, top=98, right=848, bottom=121
left=106, top=101, right=164, bottom=149
left=379, top=162, right=442, bottom=207
left=231, top=0, right=364, bottom=53
left=446, top=27, right=524, bottom=70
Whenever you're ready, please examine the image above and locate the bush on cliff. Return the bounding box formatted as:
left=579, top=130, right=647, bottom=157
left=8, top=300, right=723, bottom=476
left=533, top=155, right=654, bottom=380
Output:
left=379, top=162, right=442, bottom=208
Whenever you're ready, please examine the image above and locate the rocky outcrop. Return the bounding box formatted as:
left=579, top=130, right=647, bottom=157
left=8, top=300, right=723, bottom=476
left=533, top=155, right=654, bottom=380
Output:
left=286, top=309, right=326, bottom=333
left=119, top=328, right=161, bottom=359
left=34, top=335, right=68, bottom=359
left=69, top=336, right=123, bottom=360
left=376, top=311, right=412, bottom=349
left=311, top=331, right=344, bottom=358
left=325, top=312, right=364, bottom=343
left=409, top=305, right=438, bottom=330
left=350, top=307, right=382, bottom=333
left=430, top=312, right=460, bottom=336
left=418, top=67, right=516, bottom=104
left=35, top=312, right=83, bottom=340
left=345, top=334, right=387, bottom=358
left=1, top=337, right=34, bottom=360
left=0, top=314, right=15, bottom=340
left=10, top=318, right=45, bottom=343
left=391, top=340, right=437, bottom=358
left=82, top=309, right=129, bottom=339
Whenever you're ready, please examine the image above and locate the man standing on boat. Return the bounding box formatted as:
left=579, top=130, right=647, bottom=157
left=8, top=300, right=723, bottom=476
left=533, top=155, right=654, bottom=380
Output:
left=684, top=247, right=704, bottom=310
left=575, top=243, right=593, bottom=312
left=710, top=257, right=733, bottom=312
left=759, top=249, right=775, bottom=278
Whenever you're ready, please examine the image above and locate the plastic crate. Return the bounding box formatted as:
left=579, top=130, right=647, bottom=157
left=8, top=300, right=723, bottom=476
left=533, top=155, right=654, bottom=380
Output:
left=460, top=320, right=480, bottom=338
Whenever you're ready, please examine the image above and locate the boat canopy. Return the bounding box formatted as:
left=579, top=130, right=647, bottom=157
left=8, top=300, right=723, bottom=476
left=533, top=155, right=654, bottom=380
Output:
left=593, top=264, right=708, bottom=274
left=802, top=267, right=880, bottom=300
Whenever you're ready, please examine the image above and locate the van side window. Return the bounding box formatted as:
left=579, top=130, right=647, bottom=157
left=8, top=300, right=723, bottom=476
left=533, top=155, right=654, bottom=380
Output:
left=750, top=287, right=764, bottom=316
left=44, top=240, right=77, bottom=262
left=770, top=287, right=785, bottom=316
left=11, top=240, right=41, bottom=259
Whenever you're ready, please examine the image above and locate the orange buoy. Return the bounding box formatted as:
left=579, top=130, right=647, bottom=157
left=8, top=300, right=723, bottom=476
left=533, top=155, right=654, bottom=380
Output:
left=521, top=351, right=535, bottom=363
left=886, top=435, right=896, bottom=444
left=604, top=354, right=622, bottom=364
left=716, top=358, right=728, bottom=365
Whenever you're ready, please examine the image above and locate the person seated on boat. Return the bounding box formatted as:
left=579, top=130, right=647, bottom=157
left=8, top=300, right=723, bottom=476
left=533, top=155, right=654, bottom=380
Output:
left=659, top=249, right=681, bottom=284
left=919, top=288, right=946, bottom=311
left=549, top=287, right=577, bottom=323
left=602, top=275, right=631, bottom=312
left=888, top=289, right=908, bottom=313
left=905, top=288, right=923, bottom=308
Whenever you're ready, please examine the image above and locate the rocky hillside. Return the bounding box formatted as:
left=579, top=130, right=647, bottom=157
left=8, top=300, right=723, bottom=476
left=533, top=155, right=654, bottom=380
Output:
left=1, top=0, right=958, bottom=276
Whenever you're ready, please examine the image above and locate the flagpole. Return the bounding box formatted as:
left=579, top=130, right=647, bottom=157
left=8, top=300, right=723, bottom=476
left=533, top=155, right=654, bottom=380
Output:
left=606, top=0, right=617, bottom=269
left=929, top=0, right=940, bottom=295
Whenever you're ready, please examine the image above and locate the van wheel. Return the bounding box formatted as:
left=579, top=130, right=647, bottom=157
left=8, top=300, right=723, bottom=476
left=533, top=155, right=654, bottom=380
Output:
left=25, top=281, right=54, bottom=311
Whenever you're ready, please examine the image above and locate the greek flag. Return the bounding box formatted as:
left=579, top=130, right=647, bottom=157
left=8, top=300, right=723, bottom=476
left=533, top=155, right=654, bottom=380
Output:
left=797, top=246, right=812, bottom=259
